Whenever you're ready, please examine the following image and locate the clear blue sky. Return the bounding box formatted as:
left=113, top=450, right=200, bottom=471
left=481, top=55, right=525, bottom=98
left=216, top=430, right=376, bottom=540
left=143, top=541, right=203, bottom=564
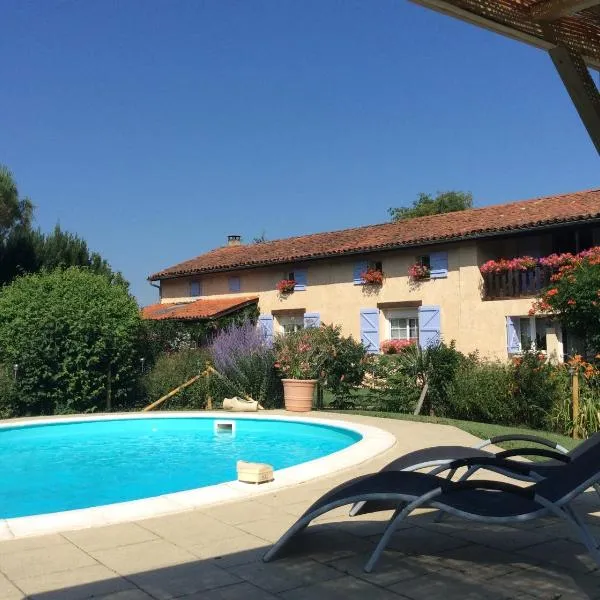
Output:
left=2, top=1, right=598, bottom=306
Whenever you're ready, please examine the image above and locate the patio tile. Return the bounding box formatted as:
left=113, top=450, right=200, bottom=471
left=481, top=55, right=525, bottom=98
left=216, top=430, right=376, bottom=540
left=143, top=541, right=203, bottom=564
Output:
left=387, top=567, right=510, bottom=599
left=203, top=501, right=283, bottom=525
left=516, top=538, right=599, bottom=574
left=433, top=543, right=530, bottom=577
left=63, top=523, right=159, bottom=552
left=0, top=533, right=68, bottom=556
left=89, top=539, right=196, bottom=575
left=279, top=575, right=402, bottom=600
left=280, top=526, right=376, bottom=564
left=228, top=557, right=343, bottom=594
left=0, top=572, right=23, bottom=600
left=487, top=564, right=600, bottom=599
left=187, top=531, right=269, bottom=568
left=428, top=521, right=556, bottom=552
left=14, top=564, right=133, bottom=600
left=137, top=511, right=241, bottom=547
left=93, top=592, right=155, bottom=600
left=127, top=561, right=241, bottom=600
left=0, top=542, right=98, bottom=579
left=372, top=525, right=470, bottom=556
left=171, top=581, right=278, bottom=599
left=327, top=549, right=428, bottom=587
left=236, top=514, right=299, bottom=543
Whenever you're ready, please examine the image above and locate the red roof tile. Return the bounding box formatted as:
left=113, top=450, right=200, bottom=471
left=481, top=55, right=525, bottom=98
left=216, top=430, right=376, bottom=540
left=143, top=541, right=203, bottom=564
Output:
left=142, top=296, right=258, bottom=321
left=149, top=189, right=600, bottom=280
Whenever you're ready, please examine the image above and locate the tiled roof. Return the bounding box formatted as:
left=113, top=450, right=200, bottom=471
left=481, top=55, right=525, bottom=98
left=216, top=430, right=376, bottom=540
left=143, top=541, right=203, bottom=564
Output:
left=149, top=189, right=600, bottom=280
left=141, top=296, right=258, bottom=321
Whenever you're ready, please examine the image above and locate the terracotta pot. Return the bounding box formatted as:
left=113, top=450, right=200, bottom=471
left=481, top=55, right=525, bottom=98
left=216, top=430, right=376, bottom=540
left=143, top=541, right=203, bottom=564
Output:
left=281, top=379, right=317, bottom=412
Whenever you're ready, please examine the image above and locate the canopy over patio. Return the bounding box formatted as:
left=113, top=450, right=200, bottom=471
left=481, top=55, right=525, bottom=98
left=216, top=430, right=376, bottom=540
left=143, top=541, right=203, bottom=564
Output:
left=411, top=0, right=600, bottom=153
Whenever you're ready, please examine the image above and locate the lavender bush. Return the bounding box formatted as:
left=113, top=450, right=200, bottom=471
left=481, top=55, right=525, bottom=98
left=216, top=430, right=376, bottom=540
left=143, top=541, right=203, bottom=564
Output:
left=210, top=320, right=267, bottom=373
left=209, top=321, right=283, bottom=408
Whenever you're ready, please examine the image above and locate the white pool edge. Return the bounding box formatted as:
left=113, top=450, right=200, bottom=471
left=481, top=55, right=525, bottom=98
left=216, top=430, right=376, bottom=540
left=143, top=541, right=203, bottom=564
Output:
left=0, top=411, right=397, bottom=540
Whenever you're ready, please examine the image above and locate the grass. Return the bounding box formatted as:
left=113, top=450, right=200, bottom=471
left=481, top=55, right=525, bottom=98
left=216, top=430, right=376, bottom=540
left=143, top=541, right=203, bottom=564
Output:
left=323, top=409, right=580, bottom=454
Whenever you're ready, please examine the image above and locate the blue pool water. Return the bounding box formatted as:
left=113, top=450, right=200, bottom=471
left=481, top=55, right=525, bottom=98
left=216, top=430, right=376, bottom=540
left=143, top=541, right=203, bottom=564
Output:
left=0, top=417, right=361, bottom=518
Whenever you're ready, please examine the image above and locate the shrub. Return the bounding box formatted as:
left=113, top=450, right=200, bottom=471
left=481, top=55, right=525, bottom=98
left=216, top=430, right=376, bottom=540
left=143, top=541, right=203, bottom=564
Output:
left=209, top=321, right=283, bottom=408
left=0, top=267, right=141, bottom=415
left=316, top=324, right=368, bottom=398
left=365, top=354, right=421, bottom=412
left=0, top=363, right=18, bottom=418
left=141, top=349, right=209, bottom=410
left=447, top=356, right=516, bottom=424
left=510, top=350, right=566, bottom=430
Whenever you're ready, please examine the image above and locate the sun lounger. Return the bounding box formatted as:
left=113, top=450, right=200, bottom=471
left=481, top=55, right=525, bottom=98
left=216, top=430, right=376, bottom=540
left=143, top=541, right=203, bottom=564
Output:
left=264, top=442, right=600, bottom=572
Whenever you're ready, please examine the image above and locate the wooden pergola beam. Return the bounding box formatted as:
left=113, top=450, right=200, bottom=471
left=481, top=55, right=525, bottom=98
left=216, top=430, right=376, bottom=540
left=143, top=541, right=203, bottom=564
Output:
left=549, top=45, right=600, bottom=154
left=531, top=0, right=600, bottom=21
left=410, top=0, right=600, bottom=70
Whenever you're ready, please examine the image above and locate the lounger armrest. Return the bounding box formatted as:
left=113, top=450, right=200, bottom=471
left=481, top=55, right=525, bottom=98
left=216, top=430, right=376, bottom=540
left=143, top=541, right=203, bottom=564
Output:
left=447, top=456, right=532, bottom=476
left=441, top=478, right=535, bottom=499
left=496, top=448, right=571, bottom=462
left=476, top=434, right=568, bottom=453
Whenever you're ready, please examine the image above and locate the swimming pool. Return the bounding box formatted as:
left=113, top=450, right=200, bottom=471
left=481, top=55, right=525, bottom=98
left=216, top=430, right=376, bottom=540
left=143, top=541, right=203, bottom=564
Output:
left=0, top=416, right=362, bottom=519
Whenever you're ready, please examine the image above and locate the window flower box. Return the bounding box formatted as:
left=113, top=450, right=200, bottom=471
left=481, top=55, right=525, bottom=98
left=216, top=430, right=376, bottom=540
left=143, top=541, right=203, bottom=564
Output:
left=408, top=263, right=430, bottom=281
left=360, top=268, right=384, bottom=286
left=276, top=279, right=296, bottom=295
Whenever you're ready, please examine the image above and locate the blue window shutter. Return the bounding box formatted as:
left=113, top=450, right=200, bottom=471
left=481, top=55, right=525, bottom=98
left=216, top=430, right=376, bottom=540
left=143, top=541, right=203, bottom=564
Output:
left=294, top=269, right=307, bottom=291
left=430, top=251, right=448, bottom=279
left=303, top=312, right=320, bottom=328
left=506, top=316, right=521, bottom=354
left=258, top=314, right=274, bottom=346
left=418, top=305, right=441, bottom=348
left=190, top=281, right=201, bottom=297
left=228, top=276, right=241, bottom=293
left=353, top=261, right=368, bottom=285
left=360, top=308, right=380, bottom=353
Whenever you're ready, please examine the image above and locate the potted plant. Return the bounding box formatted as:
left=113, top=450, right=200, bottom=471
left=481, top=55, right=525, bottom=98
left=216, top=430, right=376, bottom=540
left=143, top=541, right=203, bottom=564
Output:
left=274, top=328, right=327, bottom=412
left=361, top=267, right=384, bottom=286
left=408, top=262, right=430, bottom=281
left=276, top=279, right=296, bottom=295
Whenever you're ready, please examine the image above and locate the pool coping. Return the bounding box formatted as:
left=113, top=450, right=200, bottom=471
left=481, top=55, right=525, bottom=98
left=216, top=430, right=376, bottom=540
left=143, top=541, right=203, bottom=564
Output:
left=0, top=411, right=396, bottom=540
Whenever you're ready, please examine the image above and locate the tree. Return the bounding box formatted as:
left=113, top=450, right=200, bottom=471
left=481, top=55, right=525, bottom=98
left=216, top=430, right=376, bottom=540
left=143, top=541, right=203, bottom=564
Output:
left=388, top=191, right=473, bottom=222
left=253, top=231, right=268, bottom=244
left=531, top=248, right=600, bottom=355
left=0, top=224, right=127, bottom=287
left=0, top=267, right=142, bottom=416
left=0, top=165, right=33, bottom=240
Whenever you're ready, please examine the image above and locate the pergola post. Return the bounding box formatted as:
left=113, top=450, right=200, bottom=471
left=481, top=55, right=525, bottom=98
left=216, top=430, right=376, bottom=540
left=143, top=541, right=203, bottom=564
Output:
left=548, top=45, right=600, bottom=154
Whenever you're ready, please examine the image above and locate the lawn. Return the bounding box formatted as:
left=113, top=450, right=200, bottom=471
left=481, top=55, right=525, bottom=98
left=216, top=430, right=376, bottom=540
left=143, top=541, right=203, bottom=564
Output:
left=324, top=409, right=579, bottom=454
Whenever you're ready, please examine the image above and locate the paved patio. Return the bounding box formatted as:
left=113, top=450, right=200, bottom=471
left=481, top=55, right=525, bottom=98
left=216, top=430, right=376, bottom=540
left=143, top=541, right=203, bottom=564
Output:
left=0, top=412, right=599, bottom=600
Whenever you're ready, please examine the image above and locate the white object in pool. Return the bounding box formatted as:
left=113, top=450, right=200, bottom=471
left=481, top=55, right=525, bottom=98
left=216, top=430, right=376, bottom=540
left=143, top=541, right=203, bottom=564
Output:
left=237, top=460, right=274, bottom=484
left=214, top=420, right=236, bottom=435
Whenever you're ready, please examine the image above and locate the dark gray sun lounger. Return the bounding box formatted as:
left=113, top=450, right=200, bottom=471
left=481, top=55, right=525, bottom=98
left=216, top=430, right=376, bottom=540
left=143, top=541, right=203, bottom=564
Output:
left=263, top=443, right=600, bottom=573
left=351, top=432, right=600, bottom=517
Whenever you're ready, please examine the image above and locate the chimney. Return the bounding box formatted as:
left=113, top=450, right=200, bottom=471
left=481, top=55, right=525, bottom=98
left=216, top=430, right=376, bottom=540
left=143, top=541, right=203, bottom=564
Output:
left=227, top=235, right=242, bottom=247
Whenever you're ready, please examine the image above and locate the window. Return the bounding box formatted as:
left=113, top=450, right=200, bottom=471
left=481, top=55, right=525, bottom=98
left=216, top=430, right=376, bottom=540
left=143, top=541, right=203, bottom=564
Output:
left=387, top=310, right=419, bottom=342
left=518, top=317, right=550, bottom=352
left=189, top=281, right=201, bottom=297
left=228, top=276, right=241, bottom=293
left=284, top=269, right=307, bottom=291
left=417, top=255, right=431, bottom=270
left=277, top=313, right=304, bottom=335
